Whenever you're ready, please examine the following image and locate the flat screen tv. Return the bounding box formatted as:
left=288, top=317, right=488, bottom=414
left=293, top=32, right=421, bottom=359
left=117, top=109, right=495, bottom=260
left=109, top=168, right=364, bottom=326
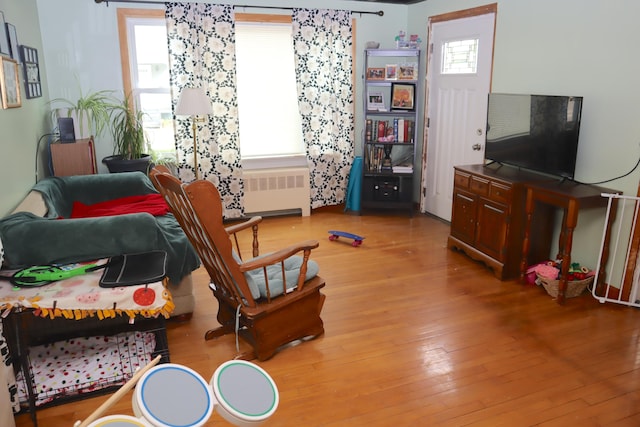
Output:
left=484, top=93, right=583, bottom=179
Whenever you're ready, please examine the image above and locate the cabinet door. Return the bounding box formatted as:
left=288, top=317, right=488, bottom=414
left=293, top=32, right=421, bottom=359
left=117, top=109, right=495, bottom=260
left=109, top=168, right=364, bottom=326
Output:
left=450, top=189, right=477, bottom=245
left=475, top=198, right=509, bottom=261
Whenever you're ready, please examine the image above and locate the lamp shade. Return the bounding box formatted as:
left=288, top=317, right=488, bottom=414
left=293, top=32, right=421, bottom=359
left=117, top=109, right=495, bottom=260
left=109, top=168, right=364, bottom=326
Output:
left=175, top=87, right=213, bottom=116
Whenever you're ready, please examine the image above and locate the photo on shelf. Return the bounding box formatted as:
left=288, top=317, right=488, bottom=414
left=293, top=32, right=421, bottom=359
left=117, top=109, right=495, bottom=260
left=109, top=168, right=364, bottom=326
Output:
left=367, top=90, right=385, bottom=111
left=385, top=64, right=398, bottom=80
left=398, top=63, right=417, bottom=80
left=391, top=82, right=415, bottom=111
left=366, top=67, right=385, bottom=80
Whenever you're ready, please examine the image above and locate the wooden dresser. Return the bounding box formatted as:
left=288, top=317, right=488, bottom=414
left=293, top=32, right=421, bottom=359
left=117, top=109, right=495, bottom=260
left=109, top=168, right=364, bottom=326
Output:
left=448, top=164, right=554, bottom=280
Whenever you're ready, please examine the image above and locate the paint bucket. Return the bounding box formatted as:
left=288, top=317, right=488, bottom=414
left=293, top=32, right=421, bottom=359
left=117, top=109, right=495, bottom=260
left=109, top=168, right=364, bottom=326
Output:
left=133, top=363, right=214, bottom=427
left=87, top=415, right=151, bottom=427
left=210, top=360, right=279, bottom=426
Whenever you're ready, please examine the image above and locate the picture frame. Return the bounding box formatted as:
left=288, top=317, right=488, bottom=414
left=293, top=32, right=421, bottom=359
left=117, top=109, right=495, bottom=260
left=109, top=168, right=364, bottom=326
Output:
left=6, top=23, right=18, bottom=61
left=390, top=82, right=415, bottom=111
left=20, top=45, right=41, bottom=99
left=367, top=90, right=385, bottom=111
left=0, top=56, right=21, bottom=108
left=0, top=12, right=9, bottom=56
left=398, top=63, right=417, bottom=80
left=385, top=64, right=398, bottom=80
left=366, top=67, right=385, bottom=80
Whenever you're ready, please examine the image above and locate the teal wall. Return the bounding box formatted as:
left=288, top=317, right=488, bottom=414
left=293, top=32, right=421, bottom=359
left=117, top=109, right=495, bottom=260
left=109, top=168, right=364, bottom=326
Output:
left=0, top=0, right=49, bottom=215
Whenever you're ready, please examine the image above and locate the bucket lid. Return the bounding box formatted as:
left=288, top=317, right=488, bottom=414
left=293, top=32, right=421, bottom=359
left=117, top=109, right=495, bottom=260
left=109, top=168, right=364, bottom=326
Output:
left=211, top=360, right=279, bottom=421
left=88, top=415, right=150, bottom=427
left=136, top=363, right=213, bottom=427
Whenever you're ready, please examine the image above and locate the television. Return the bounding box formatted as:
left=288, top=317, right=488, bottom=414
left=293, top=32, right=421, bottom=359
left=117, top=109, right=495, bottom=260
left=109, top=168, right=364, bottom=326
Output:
left=484, top=93, right=583, bottom=179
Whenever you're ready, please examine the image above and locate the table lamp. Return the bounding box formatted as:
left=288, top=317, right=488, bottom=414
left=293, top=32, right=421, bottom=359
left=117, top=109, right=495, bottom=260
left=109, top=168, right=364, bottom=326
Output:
left=175, top=87, right=213, bottom=179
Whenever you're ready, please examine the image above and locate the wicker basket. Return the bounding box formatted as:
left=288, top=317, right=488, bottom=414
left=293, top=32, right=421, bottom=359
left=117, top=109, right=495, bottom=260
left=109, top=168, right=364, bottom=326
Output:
left=536, top=273, right=594, bottom=299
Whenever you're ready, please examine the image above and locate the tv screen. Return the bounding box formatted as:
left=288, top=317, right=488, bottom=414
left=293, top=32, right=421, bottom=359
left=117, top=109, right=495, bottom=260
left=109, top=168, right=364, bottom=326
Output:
left=484, top=93, right=583, bottom=179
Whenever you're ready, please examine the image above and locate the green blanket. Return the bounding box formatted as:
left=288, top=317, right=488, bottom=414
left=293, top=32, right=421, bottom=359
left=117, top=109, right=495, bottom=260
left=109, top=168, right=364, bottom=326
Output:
left=0, top=172, right=199, bottom=284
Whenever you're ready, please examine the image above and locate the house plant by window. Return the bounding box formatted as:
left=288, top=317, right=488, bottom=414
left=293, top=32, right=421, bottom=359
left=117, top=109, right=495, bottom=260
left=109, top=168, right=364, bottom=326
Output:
left=102, top=94, right=152, bottom=174
left=50, top=89, right=114, bottom=139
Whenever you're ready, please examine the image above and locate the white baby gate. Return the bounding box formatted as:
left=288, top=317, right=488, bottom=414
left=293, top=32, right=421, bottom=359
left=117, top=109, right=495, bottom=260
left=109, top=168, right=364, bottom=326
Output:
left=593, top=192, right=640, bottom=307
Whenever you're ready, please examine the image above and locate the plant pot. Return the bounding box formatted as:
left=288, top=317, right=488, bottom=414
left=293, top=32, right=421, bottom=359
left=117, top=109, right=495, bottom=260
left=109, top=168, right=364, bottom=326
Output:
left=102, top=154, right=153, bottom=174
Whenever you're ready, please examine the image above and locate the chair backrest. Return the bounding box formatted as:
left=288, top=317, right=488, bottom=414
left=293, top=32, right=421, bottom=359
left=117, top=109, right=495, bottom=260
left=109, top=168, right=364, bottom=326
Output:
left=151, top=172, right=259, bottom=309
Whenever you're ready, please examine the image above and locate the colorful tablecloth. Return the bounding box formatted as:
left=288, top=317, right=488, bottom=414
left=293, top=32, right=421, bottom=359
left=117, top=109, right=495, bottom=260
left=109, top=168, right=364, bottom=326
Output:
left=0, top=259, right=174, bottom=320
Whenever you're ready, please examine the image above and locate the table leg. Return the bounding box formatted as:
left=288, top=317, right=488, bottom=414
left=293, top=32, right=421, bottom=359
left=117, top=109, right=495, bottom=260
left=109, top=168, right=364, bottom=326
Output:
left=520, top=188, right=535, bottom=281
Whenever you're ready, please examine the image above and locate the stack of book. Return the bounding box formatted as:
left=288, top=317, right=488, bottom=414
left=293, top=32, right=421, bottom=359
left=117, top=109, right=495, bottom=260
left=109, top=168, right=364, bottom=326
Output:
left=392, top=164, right=413, bottom=173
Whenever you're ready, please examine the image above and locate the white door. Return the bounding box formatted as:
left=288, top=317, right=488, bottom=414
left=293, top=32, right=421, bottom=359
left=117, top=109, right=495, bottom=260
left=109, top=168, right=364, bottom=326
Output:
left=422, top=12, right=495, bottom=221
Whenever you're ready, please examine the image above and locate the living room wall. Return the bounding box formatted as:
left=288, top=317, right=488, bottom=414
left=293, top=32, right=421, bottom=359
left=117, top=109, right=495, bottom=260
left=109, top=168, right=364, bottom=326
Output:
left=4, top=0, right=638, bottom=272
left=409, top=0, right=640, bottom=271
left=0, top=0, right=49, bottom=216
left=35, top=0, right=409, bottom=174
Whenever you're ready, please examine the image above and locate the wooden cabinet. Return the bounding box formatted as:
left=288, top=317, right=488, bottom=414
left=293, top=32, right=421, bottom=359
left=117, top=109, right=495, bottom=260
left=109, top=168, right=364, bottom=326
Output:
left=50, top=137, right=97, bottom=176
left=448, top=164, right=553, bottom=280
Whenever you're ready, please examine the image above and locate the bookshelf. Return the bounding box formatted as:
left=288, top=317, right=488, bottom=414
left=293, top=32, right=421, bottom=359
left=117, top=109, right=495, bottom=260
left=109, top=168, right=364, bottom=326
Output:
left=361, top=49, right=420, bottom=215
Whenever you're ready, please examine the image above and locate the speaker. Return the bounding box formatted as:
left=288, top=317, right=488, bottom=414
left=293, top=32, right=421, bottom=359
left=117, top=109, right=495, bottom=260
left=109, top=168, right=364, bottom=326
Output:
left=58, top=117, right=76, bottom=143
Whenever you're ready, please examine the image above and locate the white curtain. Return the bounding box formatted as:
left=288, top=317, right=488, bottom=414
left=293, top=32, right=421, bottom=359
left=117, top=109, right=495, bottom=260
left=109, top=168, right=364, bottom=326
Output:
left=292, top=9, right=355, bottom=208
left=165, top=3, right=244, bottom=218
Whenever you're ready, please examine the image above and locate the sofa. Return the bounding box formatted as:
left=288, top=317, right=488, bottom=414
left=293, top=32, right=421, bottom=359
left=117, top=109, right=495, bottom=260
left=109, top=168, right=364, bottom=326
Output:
left=0, top=172, right=199, bottom=317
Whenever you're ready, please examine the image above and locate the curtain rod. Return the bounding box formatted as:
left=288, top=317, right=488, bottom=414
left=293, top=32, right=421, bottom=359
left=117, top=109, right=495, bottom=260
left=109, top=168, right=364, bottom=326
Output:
left=93, top=0, right=384, bottom=16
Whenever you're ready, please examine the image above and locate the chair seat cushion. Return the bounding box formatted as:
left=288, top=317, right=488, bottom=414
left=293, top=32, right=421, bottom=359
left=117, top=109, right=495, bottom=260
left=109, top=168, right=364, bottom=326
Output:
left=243, top=254, right=319, bottom=300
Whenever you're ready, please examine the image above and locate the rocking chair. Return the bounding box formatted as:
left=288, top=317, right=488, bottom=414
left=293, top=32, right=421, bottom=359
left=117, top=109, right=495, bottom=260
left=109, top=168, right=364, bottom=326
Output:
left=151, top=171, right=326, bottom=361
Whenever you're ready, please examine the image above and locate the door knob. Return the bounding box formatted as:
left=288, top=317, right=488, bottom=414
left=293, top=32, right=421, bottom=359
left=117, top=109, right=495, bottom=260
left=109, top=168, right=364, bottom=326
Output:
left=472, top=143, right=482, bottom=151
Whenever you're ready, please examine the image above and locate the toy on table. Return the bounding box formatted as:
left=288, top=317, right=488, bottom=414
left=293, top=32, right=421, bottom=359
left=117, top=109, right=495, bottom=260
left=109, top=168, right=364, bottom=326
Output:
left=328, top=230, right=365, bottom=247
left=0, top=262, right=103, bottom=288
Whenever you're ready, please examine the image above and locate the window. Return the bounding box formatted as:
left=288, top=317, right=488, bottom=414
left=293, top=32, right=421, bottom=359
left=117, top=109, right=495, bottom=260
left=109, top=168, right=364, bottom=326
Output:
left=442, top=38, right=479, bottom=74
left=118, top=9, right=175, bottom=161
left=118, top=11, right=307, bottom=167
left=234, top=15, right=305, bottom=166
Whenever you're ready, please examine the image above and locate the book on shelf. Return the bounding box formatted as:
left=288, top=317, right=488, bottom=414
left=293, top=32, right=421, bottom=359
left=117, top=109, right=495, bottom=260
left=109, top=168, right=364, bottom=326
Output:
left=365, top=117, right=415, bottom=143
left=392, top=164, right=413, bottom=173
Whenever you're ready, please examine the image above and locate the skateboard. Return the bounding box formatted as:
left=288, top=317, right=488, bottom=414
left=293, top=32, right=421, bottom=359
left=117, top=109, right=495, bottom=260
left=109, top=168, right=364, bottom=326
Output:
left=328, top=230, right=365, bottom=247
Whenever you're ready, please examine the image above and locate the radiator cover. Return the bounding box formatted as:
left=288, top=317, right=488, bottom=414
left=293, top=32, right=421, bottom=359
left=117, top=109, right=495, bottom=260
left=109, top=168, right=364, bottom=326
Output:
left=243, top=167, right=310, bottom=216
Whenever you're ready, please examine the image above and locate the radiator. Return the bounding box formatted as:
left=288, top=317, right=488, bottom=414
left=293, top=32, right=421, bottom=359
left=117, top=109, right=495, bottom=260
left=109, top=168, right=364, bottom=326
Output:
left=243, top=167, right=310, bottom=216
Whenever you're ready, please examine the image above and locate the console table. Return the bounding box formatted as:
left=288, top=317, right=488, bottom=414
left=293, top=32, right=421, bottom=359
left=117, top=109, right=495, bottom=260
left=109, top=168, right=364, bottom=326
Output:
left=520, top=180, right=619, bottom=303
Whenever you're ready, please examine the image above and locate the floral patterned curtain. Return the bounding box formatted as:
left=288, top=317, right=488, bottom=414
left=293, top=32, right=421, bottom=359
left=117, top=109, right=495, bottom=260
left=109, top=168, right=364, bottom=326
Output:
left=165, top=3, right=244, bottom=218
left=292, top=9, right=355, bottom=209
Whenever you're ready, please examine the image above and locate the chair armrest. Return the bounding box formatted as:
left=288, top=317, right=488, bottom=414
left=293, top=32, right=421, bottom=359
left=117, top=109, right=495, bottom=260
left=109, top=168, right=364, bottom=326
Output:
left=226, top=216, right=262, bottom=260
left=225, top=215, right=262, bottom=234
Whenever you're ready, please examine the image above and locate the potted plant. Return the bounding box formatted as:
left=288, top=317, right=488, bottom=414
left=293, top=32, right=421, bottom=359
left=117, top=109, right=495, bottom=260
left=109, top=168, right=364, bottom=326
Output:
left=50, top=89, right=115, bottom=139
left=102, top=94, right=153, bottom=174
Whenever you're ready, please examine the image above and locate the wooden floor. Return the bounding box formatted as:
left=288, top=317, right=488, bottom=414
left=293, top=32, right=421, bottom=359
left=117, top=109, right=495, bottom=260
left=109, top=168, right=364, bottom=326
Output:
left=14, top=207, right=640, bottom=426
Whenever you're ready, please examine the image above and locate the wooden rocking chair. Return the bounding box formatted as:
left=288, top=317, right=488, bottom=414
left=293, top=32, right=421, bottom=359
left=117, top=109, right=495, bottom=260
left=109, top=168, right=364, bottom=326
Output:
left=151, top=170, right=326, bottom=361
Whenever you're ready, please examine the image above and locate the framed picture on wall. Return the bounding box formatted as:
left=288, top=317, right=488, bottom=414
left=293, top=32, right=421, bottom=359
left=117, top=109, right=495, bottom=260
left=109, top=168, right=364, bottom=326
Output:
left=390, top=82, right=415, bottom=111
left=6, top=23, right=19, bottom=61
left=0, top=12, right=9, bottom=56
left=0, top=56, right=21, bottom=108
left=20, top=45, right=41, bottom=99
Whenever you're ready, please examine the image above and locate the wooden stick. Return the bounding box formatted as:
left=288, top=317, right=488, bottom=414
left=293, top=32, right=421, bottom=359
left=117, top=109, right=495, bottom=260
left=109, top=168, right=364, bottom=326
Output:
left=73, top=355, right=162, bottom=427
